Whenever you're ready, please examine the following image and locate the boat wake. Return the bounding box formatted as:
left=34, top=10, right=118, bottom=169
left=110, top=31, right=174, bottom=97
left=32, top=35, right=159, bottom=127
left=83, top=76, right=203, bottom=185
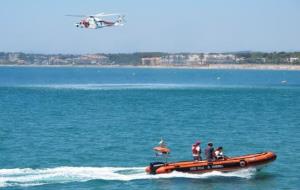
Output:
left=14, top=83, right=211, bottom=90
left=8, top=83, right=294, bottom=90
left=0, top=166, right=257, bottom=188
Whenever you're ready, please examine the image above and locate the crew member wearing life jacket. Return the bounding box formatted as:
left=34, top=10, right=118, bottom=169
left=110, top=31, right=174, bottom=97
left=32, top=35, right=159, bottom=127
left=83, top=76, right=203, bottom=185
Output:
left=215, top=146, right=224, bottom=160
left=192, top=141, right=202, bottom=161
left=205, top=142, right=215, bottom=162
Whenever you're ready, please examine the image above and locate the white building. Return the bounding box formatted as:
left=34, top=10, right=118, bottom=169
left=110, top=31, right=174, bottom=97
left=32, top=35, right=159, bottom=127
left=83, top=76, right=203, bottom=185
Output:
left=202, top=54, right=236, bottom=64
left=141, top=57, right=162, bottom=65
left=288, top=57, right=299, bottom=63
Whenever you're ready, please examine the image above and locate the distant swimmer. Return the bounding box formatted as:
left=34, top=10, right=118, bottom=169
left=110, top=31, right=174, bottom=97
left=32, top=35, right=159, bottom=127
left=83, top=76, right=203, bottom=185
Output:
left=192, top=141, right=202, bottom=161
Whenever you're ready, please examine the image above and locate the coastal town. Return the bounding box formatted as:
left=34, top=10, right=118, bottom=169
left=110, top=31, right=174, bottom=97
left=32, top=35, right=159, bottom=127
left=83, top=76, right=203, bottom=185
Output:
left=0, top=52, right=299, bottom=66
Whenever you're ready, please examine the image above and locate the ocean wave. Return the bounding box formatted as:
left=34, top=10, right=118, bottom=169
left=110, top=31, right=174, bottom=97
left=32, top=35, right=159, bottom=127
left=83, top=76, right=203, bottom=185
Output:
left=0, top=166, right=256, bottom=188
left=3, top=83, right=297, bottom=90
left=8, top=83, right=216, bottom=90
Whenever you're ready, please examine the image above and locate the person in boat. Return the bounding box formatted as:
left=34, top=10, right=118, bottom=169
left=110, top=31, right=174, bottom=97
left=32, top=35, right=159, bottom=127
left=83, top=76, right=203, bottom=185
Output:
left=215, top=146, right=224, bottom=160
left=205, top=142, right=215, bottom=162
left=192, top=141, right=202, bottom=161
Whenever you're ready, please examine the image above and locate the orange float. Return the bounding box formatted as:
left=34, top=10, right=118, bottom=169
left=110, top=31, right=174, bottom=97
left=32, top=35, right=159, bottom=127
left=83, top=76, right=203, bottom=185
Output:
left=153, top=146, right=170, bottom=154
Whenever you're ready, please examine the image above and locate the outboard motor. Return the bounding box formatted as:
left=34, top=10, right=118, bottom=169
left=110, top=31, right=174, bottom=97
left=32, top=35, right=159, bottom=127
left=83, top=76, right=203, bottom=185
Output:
left=149, top=162, right=165, bottom=174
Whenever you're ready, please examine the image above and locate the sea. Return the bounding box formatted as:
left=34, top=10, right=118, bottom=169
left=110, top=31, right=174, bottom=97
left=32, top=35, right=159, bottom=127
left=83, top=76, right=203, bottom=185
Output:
left=0, top=66, right=299, bottom=190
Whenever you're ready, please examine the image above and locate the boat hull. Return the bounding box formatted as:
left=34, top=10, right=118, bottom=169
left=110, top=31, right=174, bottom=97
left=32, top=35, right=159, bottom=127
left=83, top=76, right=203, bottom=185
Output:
left=146, top=152, right=276, bottom=174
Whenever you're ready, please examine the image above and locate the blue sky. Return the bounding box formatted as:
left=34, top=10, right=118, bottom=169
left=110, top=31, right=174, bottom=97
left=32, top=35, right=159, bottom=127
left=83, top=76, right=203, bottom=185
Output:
left=0, top=0, right=299, bottom=54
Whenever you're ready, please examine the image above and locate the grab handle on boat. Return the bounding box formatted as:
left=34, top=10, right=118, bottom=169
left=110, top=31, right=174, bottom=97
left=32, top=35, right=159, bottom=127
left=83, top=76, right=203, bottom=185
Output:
left=239, top=160, right=247, bottom=167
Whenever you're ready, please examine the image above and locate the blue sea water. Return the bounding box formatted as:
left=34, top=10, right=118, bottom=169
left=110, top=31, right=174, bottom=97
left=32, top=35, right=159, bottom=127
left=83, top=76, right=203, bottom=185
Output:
left=0, top=67, right=300, bottom=189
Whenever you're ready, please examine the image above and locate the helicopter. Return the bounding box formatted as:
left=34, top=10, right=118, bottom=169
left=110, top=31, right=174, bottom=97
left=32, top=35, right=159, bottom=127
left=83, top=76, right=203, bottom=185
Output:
left=66, top=13, right=125, bottom=29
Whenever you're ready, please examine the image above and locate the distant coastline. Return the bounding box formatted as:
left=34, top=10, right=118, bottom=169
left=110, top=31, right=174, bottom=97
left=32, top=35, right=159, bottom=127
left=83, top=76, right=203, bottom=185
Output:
left=1, top=63, right=300, bottom=71
left=1, top=51, right=300, bottom=70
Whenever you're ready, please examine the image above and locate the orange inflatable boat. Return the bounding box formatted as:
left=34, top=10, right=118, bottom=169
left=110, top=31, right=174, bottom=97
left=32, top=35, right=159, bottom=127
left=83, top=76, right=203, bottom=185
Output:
left=146, top=152, right=276, bottom=174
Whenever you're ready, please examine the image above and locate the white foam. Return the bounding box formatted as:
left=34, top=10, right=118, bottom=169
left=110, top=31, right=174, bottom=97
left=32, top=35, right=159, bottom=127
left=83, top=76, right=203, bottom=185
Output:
left=0, top=166, right=256, bottom=188
left=11, top=83, right=291, bottom=90
left=14, top=83, right=220, bottom=90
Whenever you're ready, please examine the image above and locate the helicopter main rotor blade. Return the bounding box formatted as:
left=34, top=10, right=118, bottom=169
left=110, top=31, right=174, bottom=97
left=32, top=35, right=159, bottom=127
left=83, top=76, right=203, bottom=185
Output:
left=94, top=13, right=122, bottom=17
left=65, top=14, right=87, bottom=17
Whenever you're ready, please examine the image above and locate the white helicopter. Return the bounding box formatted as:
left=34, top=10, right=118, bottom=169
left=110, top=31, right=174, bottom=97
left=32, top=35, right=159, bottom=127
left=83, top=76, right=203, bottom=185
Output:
left=66, top=13, right=125, bottom=29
